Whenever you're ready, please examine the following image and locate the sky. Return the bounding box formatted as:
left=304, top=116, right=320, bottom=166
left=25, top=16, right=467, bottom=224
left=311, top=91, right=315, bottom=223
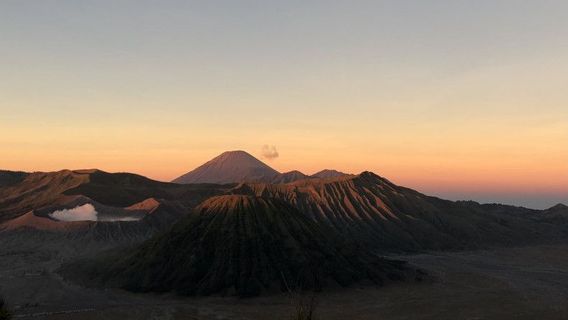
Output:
left=1, top=0, right=567, bottom=209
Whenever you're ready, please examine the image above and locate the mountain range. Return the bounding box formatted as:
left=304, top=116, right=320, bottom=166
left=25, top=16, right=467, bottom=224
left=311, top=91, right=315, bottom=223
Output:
left=66, top=195, right=416, bottom=296
left=1, top=150, right=567, bottom=296
left=172, top=150, right=350, bottom=184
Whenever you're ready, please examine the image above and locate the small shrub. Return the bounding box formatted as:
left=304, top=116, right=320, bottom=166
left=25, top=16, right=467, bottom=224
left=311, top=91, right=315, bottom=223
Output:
left=291, top=293, right=318, bottom=320
left=0, top=296, right=11, bottom=320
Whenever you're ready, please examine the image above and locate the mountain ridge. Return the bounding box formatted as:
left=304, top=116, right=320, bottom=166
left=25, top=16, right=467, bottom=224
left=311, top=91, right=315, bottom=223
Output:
left=63, top=195, right=414, bottom=296
left=311, top=169, right=352, bottom=179
left=172, top=150, right=352, bottom=185
left=230, top=171, right=567, bottom=252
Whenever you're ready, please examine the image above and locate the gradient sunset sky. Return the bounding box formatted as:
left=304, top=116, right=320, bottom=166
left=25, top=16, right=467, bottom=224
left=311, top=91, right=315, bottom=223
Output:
left=1, top=1, right=567, bottom=209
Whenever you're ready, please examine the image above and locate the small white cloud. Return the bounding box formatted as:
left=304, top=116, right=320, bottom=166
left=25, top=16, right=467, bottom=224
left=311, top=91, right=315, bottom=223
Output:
left=261, top=145, right=279, bottom=160
left=49, top=204, right=98, bottom=222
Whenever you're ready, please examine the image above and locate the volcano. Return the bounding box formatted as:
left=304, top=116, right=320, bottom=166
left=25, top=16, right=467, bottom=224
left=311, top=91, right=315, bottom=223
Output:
left=172, top=151, right=280, bottom=184
left=231, top=172, right=567, bottom=251
left=69, top=195, right=412, bottom=296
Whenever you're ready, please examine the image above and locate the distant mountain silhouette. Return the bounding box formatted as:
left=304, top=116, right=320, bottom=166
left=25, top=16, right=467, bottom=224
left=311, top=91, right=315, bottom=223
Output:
left=172, top=151, right=353, bottom=185
left=271, top=170, right=309, bottom=183
left=172, top=150, right=280, bottom=184
left=311, top=169, right=351, bottom=179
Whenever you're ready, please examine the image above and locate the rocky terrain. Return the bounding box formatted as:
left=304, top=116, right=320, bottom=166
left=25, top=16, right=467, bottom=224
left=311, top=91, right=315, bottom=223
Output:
left=63, top=195, right=415, bottom=297
left=0, top=150, right=567, bottom=318
left=233, top=172, right=568, bottom=252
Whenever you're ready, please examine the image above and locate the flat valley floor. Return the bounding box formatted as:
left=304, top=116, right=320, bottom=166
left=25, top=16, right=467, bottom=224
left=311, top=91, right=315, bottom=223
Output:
left=1, top=235, right=568, bottom=320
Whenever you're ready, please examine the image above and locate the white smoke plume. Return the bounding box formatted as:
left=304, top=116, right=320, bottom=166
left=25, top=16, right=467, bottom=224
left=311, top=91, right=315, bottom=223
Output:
left=49, top=204, right=98, bottom=222
left=261, top=145, right=279, bottom=160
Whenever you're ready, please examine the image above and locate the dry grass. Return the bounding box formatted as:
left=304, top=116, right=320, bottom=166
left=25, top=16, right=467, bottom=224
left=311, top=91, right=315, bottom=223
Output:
left=291, top=293, right=318, bottom=320
left=0, top=296, right=11, bottom=320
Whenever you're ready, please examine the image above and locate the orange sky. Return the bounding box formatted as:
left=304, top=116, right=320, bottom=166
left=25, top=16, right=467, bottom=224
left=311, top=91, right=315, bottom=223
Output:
left=2, top=114, right=566, bottom=206
left=1, top=1, right=567, bottom=208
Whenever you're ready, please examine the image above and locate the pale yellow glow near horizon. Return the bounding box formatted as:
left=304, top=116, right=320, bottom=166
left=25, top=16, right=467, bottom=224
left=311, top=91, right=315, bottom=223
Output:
left=1, top=112, right=566, bottom=198
left=3, top=56, right=567, bottom=198
left=1, top=1, right=567, bottom=208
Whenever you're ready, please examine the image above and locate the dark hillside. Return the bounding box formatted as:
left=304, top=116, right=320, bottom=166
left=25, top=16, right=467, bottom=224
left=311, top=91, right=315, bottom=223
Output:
left=67, top=195, right=413, bottom=297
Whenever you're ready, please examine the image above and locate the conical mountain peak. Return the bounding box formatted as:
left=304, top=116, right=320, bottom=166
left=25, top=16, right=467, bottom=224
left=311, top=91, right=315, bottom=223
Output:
left=81, top=193, right=410, bottom=296
left=172, top=150, right=280, bottom=184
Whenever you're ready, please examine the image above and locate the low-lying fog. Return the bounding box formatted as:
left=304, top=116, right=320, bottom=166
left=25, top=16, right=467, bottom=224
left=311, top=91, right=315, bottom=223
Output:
left=49, top=204, right=141, bottom=222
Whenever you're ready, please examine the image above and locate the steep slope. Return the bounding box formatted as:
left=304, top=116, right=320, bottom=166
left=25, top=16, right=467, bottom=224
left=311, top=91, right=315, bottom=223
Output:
left=0, top=169, right=229, bottom=228
left=0, top=170, right=28, bottom=188
left=0, top=170, right=90, bottom=223
left=68, top=195, right=413, bottom=297
left=231, top=172, right=567, bottom=252
left=311, top=169, right=351, bottom=179
left=539, top=203, right=568, bottom=224
left=172, top=150, right=280, bottom=184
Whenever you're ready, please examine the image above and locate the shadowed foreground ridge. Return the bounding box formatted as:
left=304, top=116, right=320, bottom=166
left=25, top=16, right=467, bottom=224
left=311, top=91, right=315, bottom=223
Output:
left=68, top=195, right=412, bottom=297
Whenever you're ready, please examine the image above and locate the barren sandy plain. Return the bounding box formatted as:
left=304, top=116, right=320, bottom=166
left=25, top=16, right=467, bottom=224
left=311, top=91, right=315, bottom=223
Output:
left=1, top=230, right=567, bottom=320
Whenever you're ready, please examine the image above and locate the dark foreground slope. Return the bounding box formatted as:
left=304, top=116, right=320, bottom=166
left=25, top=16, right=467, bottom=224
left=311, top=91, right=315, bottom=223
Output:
left=64, top=195, right=416, bottom=297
